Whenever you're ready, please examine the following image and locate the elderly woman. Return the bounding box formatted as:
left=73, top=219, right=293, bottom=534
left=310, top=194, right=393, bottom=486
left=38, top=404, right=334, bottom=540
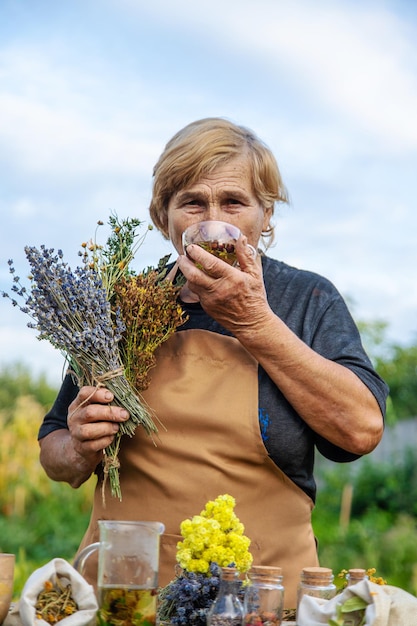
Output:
left=38, top=118, right=388, bottom=607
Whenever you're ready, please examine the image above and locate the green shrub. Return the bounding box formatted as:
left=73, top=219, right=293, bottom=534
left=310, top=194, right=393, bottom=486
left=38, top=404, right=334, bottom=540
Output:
left=0, top=480, right=94, bottom=598
left=313, top=455, right=417, bottom=596
left=351, top=451, right=417, bottom=517
left=0, top=363, right=57, bottom=414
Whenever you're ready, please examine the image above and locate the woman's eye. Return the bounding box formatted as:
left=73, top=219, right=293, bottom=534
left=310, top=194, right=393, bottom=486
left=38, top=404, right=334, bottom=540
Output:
left=182, top=200, right=204, bottom=213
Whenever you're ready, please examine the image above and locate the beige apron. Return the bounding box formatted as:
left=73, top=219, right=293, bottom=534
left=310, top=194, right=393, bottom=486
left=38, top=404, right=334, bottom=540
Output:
left=76, top=328, right=319, bottom=608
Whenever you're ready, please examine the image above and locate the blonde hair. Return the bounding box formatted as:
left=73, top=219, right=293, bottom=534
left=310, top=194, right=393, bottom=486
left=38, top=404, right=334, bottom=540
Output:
left=149, top=117, right=289, bottom=246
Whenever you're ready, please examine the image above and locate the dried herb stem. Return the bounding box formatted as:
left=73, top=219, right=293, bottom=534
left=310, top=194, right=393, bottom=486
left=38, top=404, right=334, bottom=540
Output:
left=35, top=576, right=78, bottom=624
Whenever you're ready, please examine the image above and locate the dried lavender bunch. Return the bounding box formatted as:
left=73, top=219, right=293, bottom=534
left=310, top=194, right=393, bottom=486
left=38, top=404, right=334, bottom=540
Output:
left=3, top=245, right=157, bottom=500
left=158, top=564, right=223, bottom=626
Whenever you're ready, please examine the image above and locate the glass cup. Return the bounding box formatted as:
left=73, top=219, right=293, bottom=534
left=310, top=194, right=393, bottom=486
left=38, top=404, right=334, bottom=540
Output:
left=0, top=553, right=15, bottom=623
left=182, top=220, right=256, bottom=266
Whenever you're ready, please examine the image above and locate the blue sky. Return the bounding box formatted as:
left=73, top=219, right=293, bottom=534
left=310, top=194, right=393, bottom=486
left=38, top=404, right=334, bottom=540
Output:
left=1, top=0, right=416, bottom=385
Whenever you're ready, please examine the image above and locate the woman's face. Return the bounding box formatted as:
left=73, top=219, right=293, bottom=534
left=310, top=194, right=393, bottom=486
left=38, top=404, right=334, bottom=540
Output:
left=166, top=156, right=272, bottom=254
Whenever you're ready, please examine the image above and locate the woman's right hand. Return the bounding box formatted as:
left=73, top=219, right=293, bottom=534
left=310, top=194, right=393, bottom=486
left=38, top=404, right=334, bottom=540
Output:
left=39, top=386, right=129, bottom=488
left=68, top=386, right=129, bottom=457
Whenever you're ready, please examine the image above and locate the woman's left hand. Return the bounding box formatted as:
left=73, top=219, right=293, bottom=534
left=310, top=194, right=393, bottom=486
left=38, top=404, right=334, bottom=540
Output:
left=177, top=236, right=271, bottom=334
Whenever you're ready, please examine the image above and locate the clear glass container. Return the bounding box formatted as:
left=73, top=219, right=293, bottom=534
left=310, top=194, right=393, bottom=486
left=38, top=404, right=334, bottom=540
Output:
left=346, top=568, right=368, bottom=586
left=207, top=566, right=244, bottom=626
left=342, top=569, right=369, bottom=626
left=244, top=565, right=284, bottom=626
left=296, top=567, right=336, bottom=618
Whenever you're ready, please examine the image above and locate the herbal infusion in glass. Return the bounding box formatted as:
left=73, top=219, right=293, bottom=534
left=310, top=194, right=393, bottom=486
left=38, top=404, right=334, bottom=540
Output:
left=182, top=220, right=241, bottom=266
left=97, top=586, right=157, bottom=626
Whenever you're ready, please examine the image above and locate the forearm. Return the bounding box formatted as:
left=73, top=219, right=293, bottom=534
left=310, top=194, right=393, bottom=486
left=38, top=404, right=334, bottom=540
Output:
left=236, top=310, right=384, bottom=455
left=39, top=429, right=98, bottom=488
left=177, top=248, right=384, bottom=453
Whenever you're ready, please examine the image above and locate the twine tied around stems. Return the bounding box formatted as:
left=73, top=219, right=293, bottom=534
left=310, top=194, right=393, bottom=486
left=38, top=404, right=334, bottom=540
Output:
left=67, top=366, right=130, bottom=504
left=67, top=366, right=126, bottom=419
left=94, top=366, right=125, bottom=385
left=93, top=367, right=127, bottom=503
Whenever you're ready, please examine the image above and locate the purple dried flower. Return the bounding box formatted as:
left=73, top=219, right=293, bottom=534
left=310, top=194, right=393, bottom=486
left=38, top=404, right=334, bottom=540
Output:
left=157, top=564, right=232, bottom=626
left=2, top=242, right=158, bottom=500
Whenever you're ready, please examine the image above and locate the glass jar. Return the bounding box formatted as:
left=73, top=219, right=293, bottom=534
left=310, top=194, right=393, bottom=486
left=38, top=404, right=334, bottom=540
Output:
left=296, top=567, right=336, bottom=617
left=346, top=568, right=368, bottom=586
left=244, top=565, right=284, bottom=626
left=341, top=569, right=369, bottom=626
left=207, top=566, right=244, bottom=626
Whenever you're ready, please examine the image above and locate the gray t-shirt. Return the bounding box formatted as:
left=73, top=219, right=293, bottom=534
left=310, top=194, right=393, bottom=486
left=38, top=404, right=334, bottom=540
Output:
left=38, top=256, right=388, bottom=501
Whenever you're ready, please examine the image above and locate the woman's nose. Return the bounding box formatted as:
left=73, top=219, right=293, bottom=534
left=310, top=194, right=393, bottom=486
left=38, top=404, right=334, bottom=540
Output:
left=204, top=205, right=222, bottom=221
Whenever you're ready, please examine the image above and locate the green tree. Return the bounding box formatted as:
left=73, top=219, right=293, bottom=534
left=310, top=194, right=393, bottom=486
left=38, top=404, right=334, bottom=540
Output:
left=0, top=362, right=58, bottom=414
left=354, top=313, right=417, bottom=421
left=375, top=343, right=417, bottom=420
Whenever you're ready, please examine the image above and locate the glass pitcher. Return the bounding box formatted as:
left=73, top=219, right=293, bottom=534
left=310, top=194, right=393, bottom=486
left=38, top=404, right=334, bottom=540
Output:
left=74, top=520, right=164, bottom=626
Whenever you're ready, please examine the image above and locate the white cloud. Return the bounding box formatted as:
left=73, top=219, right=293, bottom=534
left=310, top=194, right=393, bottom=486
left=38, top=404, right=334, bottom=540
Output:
left=0, top=46, right=166, bottom=180
left=131, top=0, right=417, bottom=153
left=11, top=197, right=38, bottom=218
left=266, top=6, right=417, bottom=152
left=0, top=92, right=160, bottom=179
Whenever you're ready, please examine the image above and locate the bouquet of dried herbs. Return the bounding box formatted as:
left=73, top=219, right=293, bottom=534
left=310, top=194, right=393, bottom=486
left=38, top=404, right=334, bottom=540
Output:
left=2, top=214, right=186, bottom=500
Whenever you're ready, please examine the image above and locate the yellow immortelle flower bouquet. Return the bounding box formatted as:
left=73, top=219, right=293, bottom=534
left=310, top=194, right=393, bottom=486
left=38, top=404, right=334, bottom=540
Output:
left=176, top=494, right=253, bottom=575
left=158, top=494, right=252, bottom=626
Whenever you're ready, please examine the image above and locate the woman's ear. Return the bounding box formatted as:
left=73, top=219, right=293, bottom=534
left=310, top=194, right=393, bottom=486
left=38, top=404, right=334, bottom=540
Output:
left=262, top=206, right=273, bottom=232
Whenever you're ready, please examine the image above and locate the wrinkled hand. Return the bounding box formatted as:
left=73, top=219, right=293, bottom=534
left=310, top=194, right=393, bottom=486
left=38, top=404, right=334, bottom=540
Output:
left=67, top=386, right=129, bottom=472
left=177, top=236, right=272, bottom=335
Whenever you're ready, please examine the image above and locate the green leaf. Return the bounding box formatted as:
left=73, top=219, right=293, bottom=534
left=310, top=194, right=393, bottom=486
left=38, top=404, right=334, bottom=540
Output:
left=341, top=596, right=368, bottom=612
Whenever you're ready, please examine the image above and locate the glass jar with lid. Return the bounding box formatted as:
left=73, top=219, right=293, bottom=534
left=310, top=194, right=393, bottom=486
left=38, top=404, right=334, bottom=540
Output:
left=346, top=568, right=368, bottom=586
left=244, top=565, right=284, bottom=626
left=296, top=566, right=337, bottom=618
